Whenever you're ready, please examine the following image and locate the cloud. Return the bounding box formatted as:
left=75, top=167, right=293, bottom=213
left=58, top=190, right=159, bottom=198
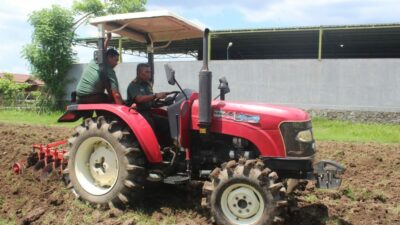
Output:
left=148, top=0, right=400, bottom=28
left=0, top=0, right=74, bottom=73
left=232, top=0, right=400, bottom=26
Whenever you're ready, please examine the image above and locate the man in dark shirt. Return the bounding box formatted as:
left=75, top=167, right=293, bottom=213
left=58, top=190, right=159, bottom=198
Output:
left=127, top=63, right=171, bottom=146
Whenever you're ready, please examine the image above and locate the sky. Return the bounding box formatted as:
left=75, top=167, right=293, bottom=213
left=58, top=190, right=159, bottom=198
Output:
left=0, top=0, right=399, bottom=74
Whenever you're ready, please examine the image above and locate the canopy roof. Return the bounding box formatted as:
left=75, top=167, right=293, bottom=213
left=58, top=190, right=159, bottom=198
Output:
left=89, top=10, right=204, bottom=43
left=79, top=19, right=400, bottom=59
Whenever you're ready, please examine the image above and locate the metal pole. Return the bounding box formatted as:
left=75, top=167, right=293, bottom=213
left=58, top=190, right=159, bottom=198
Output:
left=118, top=37, right=123, bottom=63
left=208, top=33, right=212, bottom=60
left=97, top=24, right=105, bottom=64
left=147, top=41, right=154, bottom=84
left=318, top=28, right=323, bottom=61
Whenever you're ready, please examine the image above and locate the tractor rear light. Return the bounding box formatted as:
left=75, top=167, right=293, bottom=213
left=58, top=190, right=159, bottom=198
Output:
left=295, top=129, right=313, bottom=143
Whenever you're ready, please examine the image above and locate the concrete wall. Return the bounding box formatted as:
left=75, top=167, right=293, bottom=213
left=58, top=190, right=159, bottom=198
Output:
left=65, top=59, right=400, bottom=112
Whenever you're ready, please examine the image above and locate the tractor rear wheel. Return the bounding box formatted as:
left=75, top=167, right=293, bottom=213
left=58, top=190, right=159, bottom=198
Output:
left=64, top=116, right=146, bottom=208
left=202, top=159, right=286, bottom=225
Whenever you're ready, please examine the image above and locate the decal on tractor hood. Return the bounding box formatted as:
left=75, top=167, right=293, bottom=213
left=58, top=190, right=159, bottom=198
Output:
left=213, top=110, right=260, bottom=124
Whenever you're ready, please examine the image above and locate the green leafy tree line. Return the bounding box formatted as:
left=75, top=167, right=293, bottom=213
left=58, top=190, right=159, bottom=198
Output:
left=23, top=0, right=146, bottom=109
left=0, top=73, right=29, bottom=100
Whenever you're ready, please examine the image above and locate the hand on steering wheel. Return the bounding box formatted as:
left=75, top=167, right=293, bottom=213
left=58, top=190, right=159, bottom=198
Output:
left=153, top=91, right=180, bottom=108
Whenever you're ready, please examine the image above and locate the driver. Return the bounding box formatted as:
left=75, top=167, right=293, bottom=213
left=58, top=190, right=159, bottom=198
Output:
left=127, top=63, right=171, bottom=146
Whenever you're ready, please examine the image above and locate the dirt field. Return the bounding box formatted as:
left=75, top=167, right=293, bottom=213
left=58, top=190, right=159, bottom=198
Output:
left=0, top=122, right=399, bottom=225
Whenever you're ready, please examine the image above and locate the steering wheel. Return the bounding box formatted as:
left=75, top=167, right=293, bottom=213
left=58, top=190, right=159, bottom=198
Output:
left=153, top=91, right=180, bottom=108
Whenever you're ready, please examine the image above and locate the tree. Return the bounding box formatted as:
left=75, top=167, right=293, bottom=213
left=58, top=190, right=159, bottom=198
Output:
left=23, top=5, right=75, bottom=108
left=23, top=1, right=147, bottom=109
left=0, top=73, right=29, bottom=102
left=73, top=0, right=146, bottom=16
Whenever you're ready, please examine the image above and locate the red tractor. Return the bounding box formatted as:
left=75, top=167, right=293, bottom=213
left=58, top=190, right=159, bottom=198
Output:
left=58, top=11, right=344, bottom=225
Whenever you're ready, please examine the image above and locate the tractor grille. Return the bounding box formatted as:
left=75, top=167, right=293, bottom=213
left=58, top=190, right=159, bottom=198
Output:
left=279, top=121, right=315, bottom=157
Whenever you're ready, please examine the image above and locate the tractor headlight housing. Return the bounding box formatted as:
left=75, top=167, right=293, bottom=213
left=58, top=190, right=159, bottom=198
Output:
left=280, top=121, right=315, bottom=157
left=296, top=129, right=313, bottom=143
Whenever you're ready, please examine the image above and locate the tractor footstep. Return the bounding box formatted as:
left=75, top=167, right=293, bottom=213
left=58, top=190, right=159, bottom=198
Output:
left=163, top=175, right=190, bottom=184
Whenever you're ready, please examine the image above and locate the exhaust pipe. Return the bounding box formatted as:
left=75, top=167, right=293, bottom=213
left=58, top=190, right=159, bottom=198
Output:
left=198, top=29, right=212, bottom=132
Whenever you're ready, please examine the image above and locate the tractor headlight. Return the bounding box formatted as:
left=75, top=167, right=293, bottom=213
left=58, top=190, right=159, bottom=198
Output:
left=295, top=129, right=313, bottom=143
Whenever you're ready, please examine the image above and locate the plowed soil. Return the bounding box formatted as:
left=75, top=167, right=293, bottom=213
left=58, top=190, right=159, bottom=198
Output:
left=0, top=123, right=399, bottom=225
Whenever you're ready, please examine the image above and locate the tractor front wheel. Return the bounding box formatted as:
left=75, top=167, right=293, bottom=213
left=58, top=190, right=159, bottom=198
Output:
left=202, top=159, right=286, bottom=225
left=65, top=116, right=146, bottom=208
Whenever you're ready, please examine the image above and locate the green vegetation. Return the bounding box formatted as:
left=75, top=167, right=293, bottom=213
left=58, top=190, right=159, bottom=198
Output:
left=341, top=188, right=356, bottom=201
left=0, top=218, right=16, bottom=225
left=0, top=73, right=29, bottom=101
left=73, top=0, right=146, bottom=16
left=340, top=186, right=388, bottom=202
left=0, top=110, right=79, bottom=127
left=23, top=5, right=76, bottom=109
left=303, top=194, right=318, bottom=203
left=22, top=1, right=147, bottom=109
left=390, top=205, right=400, bottom=215
left=312, top=117, right=400, bottom=144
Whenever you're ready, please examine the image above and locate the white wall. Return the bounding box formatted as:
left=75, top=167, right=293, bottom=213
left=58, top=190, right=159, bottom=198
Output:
left=65, top=59, right=400, bottom=112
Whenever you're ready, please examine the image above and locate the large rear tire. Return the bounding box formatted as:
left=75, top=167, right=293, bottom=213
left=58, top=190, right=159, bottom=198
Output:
left=64, top=116, right=146, bottom=208
left=202, top=159, right=286, bottom=225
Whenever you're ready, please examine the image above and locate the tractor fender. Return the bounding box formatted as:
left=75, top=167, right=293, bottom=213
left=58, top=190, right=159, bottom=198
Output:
left=58, top=104, right=162, bottom=163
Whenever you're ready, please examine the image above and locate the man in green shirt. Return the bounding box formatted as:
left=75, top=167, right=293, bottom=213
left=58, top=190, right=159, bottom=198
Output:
left=76, top=48, right=123, bottom=104
left=127, top=63, right=171, bottom=145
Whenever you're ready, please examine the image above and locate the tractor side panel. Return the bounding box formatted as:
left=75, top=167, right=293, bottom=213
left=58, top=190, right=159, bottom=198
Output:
left=191, top=101, right=286, bottom=157
left=194, top=117, right=285, bottom=157
left=180, top=93, right=199, bottom=148
left=61, top=104, right=162, bottom=163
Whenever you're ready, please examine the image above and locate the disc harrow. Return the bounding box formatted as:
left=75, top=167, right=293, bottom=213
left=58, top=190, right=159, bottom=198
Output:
left=12, top=140, right=68, bottom=180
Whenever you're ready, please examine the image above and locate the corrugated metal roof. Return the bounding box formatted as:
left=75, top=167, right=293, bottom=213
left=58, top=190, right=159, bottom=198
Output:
left=76, top=23, right=400, bottom=60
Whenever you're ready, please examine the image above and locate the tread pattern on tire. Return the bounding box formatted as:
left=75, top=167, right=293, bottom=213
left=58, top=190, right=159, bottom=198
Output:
left=202, top=159, right=287, bottom=225
left=64, top=116, right=146, bottom=209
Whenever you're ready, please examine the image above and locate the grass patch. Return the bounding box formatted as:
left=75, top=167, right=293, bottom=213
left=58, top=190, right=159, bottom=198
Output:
left=41, top=210, right=58, bottom=225
left=72, top=199, right=93, bottom=212
left=0, top=110, right=79, bottom=127
left=63, top=211, right=73, bottom=225
left=0, top=218, right=16, bottom=225
left=390, top=205, right=400, bottom=215
left=340, top=187, right=388, bottom=202
left=312, top=117, right=400, bottom=144
left=117, top=211, right=154, bottom=225
left=0, top=110, right=399, bottom=144
left=341, top=188, right=356, bottom=201
left=303, top=194, right=319, bottom=203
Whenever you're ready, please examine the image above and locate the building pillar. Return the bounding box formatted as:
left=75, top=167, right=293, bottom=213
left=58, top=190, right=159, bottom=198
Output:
left=318, top=28, right=323, bottom=61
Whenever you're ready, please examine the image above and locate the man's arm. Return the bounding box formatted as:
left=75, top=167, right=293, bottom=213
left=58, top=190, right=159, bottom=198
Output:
left=104, top=32, right=111, bottom=49
left=111, top=90, right=124, bottom=105
left=107, top=67, right=124, bottom=105
left=135, top=92, right=168, bottom=103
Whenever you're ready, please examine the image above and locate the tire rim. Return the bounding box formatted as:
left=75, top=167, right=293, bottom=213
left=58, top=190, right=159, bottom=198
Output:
left=75, top=137, right=119, bottom=195
left=221, top=183, right=265, bottom=225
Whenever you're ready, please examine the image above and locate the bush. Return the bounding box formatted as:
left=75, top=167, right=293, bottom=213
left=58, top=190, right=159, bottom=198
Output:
left=0, top=73, right=29, bottom=106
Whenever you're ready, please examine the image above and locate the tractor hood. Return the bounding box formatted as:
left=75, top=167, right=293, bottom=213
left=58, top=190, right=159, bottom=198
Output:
left=208, top=101, right=310, bottom=130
